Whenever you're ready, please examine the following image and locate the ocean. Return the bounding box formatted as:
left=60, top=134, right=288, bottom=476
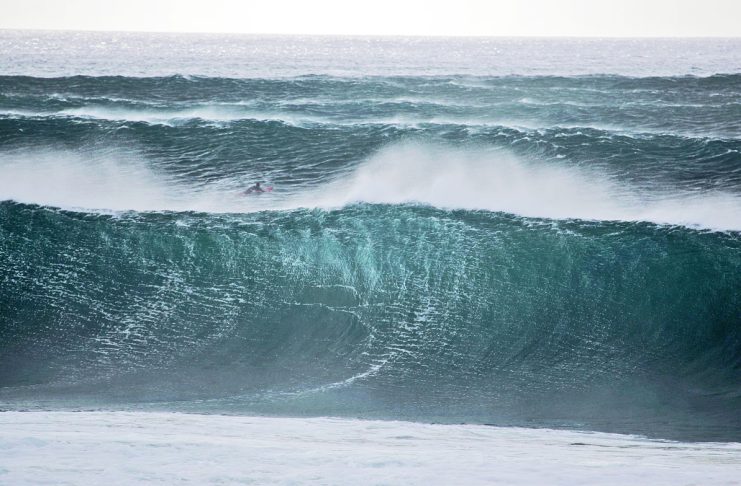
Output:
left=1, top=31, right=740, bottom=483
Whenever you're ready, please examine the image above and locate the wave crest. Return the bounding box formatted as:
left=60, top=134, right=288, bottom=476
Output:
left=1, top=143, right=739, bottom=232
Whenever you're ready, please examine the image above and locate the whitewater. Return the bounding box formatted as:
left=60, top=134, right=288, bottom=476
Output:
left=1, top=143, right=740, bottom=231
left=1, top=31, right=740, bottom=484
left=2, top=412, right=740, bottom=485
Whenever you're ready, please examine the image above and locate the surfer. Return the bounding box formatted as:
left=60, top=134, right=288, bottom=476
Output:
left=244, top=182, right=265, bottom=195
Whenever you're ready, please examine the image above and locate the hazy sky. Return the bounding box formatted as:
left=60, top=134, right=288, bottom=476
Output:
left=2, top=0, right=740, bottom=37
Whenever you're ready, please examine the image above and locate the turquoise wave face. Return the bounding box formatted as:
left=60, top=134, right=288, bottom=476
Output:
left=1, top=203, right=739, bottom=440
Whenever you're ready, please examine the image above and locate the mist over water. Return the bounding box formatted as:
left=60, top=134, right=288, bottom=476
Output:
left=2, top=143, right=739, bottom=231
left=1, top=32, right=740, bottom=442
left=306, top=143, right=741, bottom=231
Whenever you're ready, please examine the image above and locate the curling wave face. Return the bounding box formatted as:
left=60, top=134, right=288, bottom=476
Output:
left=1, top=202, right=740, bottom=441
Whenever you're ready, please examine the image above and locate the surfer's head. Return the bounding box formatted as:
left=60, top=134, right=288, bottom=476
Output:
left=255, top=182, right=261, bottom=188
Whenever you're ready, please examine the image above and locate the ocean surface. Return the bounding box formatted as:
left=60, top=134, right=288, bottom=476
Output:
left=1, top=30, right=740, bottom=459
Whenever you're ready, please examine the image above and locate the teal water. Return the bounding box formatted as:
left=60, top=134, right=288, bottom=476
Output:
left=0, top=33, right=740, bottom=441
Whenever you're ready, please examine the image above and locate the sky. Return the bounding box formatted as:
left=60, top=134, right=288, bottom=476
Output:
left=1, top=0, right=740, bottom=37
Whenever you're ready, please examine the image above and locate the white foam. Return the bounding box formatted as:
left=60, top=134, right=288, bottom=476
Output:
left=292, top=143, right=741, bottom=232
left=0, top=411, right=738, bottom=485
left=1, top=144, right=739, bottom=232
left=0, top=151, right=180, bottom=212
left=2, top=107, right=733, bottom=139
left=59, top=106, right=250, bottom=125
left=0, top=150, right=253, bottom=214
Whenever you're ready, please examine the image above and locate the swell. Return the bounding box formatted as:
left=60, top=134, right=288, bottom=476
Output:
left=3, top=73, right=741, bottom=170
left=2, top=73, right=740, bottom=144
left=2, top=106, right=739, bottom=141
left=1, top=202, right=739, bottom=440
left=0, top=142, right=739, bottom=233
left=1, top=122, right=740, bottom=231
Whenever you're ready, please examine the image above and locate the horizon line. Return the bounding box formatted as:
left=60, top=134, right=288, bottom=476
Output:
left=2, top=27, right=739, bottom=40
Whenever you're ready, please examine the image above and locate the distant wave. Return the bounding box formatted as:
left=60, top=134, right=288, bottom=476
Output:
left=2, top=108, right=737, bottom=142
left=1, top=143, right=739, bottom=232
